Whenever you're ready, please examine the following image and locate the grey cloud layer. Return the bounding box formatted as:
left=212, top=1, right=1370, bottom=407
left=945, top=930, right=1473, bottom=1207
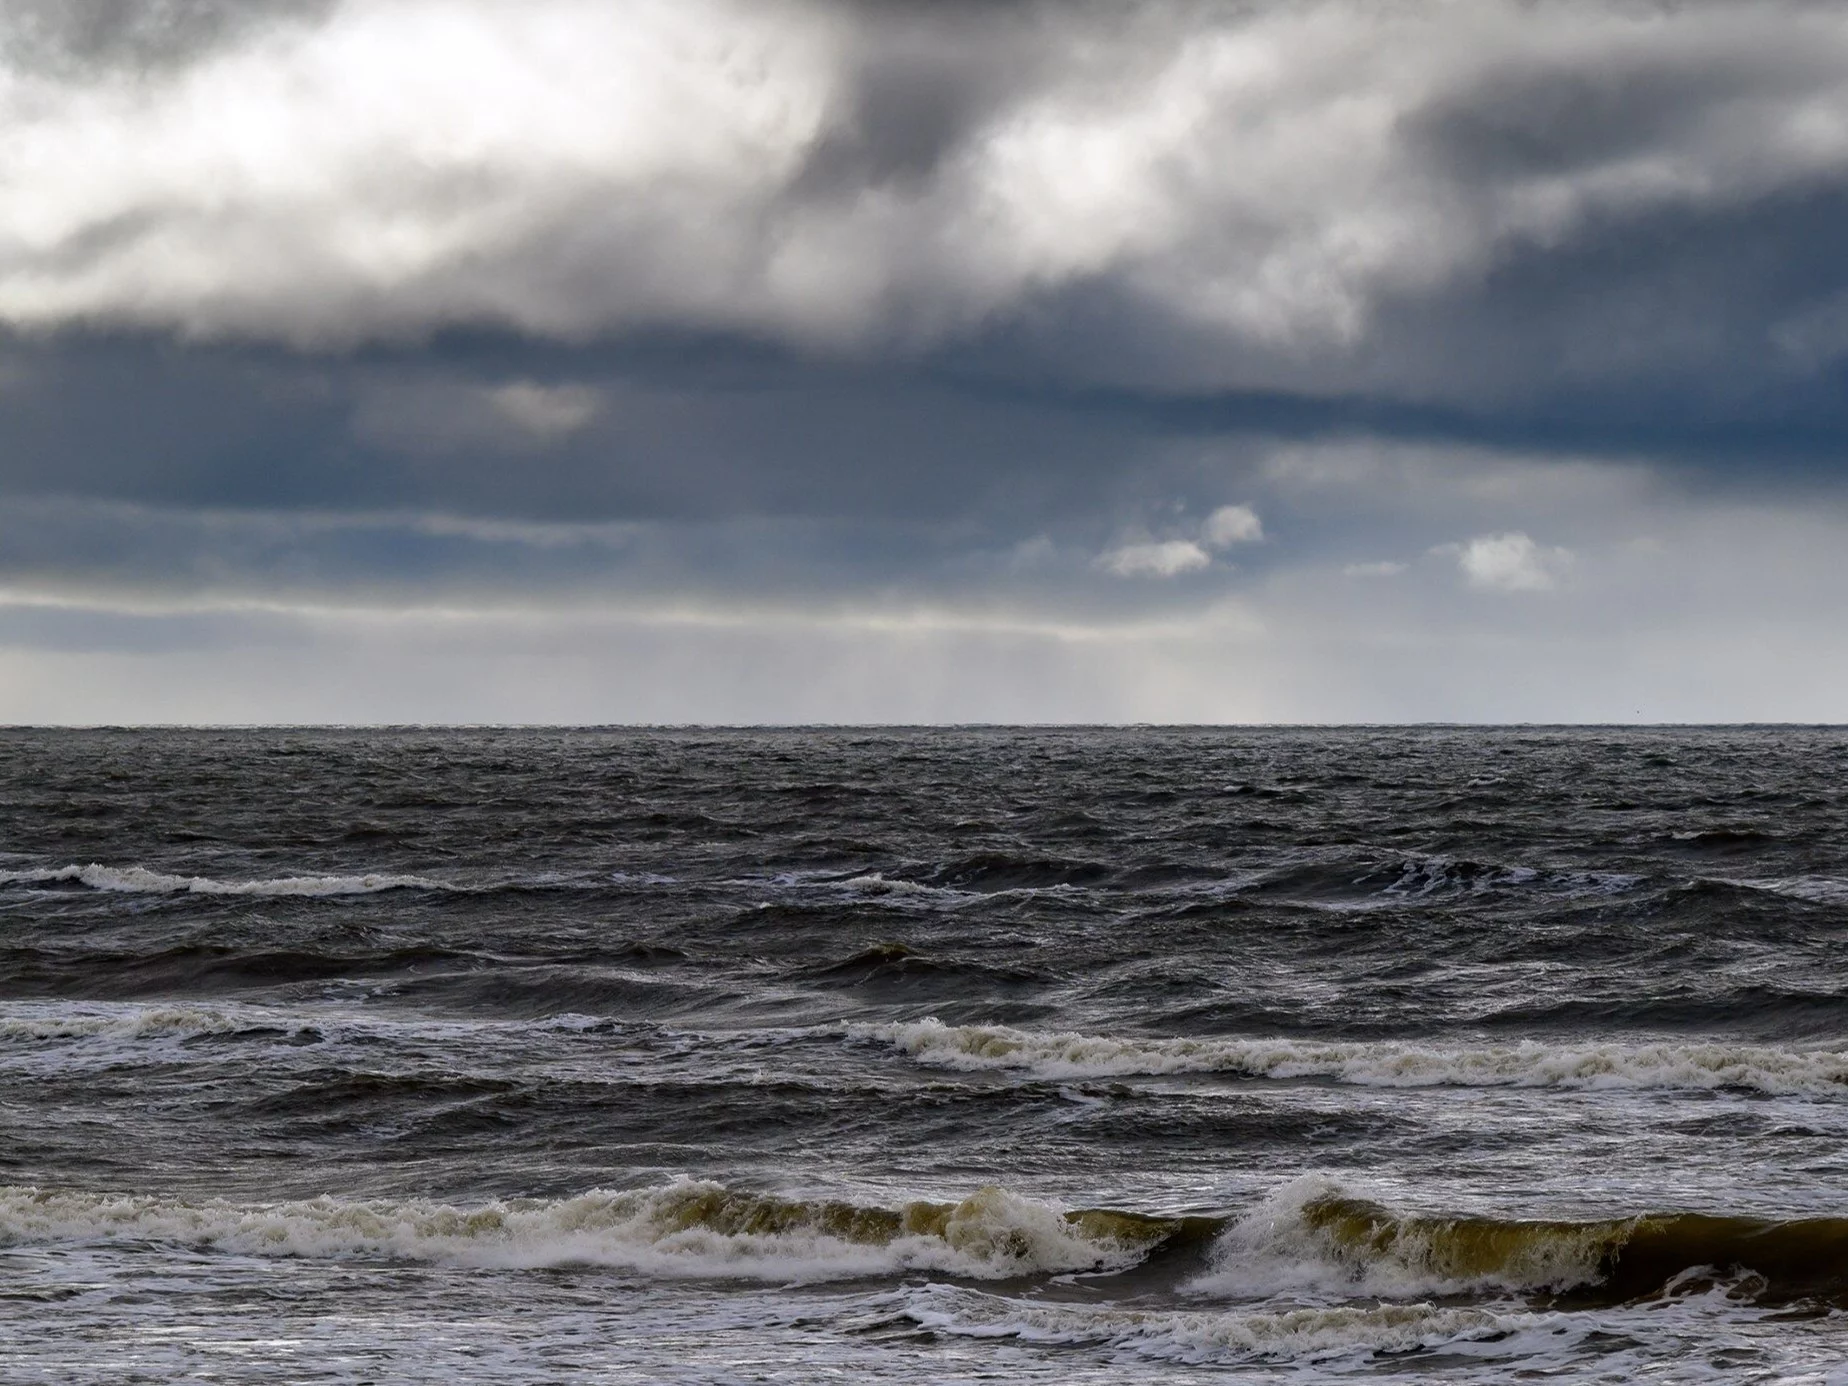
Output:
left=8, top=0, right=1848, bottom=410
left=4, top=0, right=335, bottom=74
left=7, top=477, right=1848, bottom=722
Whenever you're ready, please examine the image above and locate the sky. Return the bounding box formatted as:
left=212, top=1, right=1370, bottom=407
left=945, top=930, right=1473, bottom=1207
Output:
left=3, top=0, right=1848, bottom=723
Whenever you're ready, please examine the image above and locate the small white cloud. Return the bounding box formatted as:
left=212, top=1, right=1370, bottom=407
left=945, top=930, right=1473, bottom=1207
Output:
left=1771, top=290, right=1848, bottom=370
left=488, top=382, right=603, bottom=440
left=1005, top=534, right=1057, bottom=570
left=404, top=513, right=636, bottom=549
left=1451, top=532, right=1573, bottom=592
left=1342, top=560, right=1407, bottom=578
left=1201, top=504, right=1263, bottom=548
left=353, top=378, right=604, bottom=455
left=1097, top=539, right=1212, bottom=579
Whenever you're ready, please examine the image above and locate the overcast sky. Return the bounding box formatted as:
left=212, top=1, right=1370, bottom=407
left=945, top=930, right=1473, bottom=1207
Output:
left=3, top=0, right=1847, bottom=722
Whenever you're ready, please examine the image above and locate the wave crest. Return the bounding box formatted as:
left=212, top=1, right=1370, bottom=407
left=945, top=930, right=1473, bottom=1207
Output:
left=0, top=1004, right=257, bottom=1043
left=0, top=1181, right=1170, bottom=1282
left=1196, top=1175, right=1848, bottom=1305
left=5, top=1175, right=1841, bottom=1304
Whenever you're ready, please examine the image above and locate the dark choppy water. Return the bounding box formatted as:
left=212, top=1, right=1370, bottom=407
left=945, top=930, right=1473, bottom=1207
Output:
left=3, top=726, right=1847, bottom=1382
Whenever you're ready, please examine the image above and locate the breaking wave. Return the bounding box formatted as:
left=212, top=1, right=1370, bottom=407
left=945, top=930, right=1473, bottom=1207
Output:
left=0, top=1004, right=262, bottom=1043
left=8, top=1172, right=1840, bottom=1306
left=0, top=1181, right=1179, bottom=1282
left=869, top=1019, right=1848, bottom=1095
left=0, top=863, right=451, bottom=897
left=1195, top=1175, right=1848, bottom=1305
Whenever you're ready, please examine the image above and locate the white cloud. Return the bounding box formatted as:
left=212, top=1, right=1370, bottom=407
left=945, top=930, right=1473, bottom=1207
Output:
left=1005, top=534, right=1057, bottom=571
left=0, top=0, right=844, bottom=345
left=2, top=0, right=1847, bottom=386
left=1201, top=503, right=1263, bottom=548
left=1093, top=504, right=1257, bottom=581
left=1450, top=532, right=1573, bottom=592
left=1096, top=539, right=1212, bottom=579
left=487, top=382, right=602, bottom=439
left=1342, top=560, right=1407, bottom=578
left=351, top=377, right=610, bottom=454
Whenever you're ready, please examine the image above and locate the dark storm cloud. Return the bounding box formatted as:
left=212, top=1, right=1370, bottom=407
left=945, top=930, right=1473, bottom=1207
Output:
left=0, top=333, right=1181, bottom=528
left=1, top=0, right=335, bottom=74
left=3, top=0, right=1848, bottom=476
left=788, top=5, right=1034, bottom=199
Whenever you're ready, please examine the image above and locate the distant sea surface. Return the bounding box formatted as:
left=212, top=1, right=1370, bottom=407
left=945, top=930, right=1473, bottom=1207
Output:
left=3, top=727, right=1847, bottom=1384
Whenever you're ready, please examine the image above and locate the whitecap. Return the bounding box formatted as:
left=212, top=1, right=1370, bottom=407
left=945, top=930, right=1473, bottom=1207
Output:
left=0, top=863, right=451, bottom=897
left=865, top=1018, right=1848, bottom=1096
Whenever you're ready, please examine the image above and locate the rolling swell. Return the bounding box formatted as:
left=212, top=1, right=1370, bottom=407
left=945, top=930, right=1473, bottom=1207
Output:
left=897, top=854, right=1115, bottom=893
left=0, top=933, right=696, bottom=1004
left=16, top=943, right=490, bottom=996
left=796, top=943, right=1046, bottom=993
left=1244, top=855, right=1644, bottom=906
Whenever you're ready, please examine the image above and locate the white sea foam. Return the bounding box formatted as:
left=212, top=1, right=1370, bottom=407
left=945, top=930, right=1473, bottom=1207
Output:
left=833, top=872, right=960, bottom=899
left=0, top=1181, right=1145, bottom=1283
left=869, top=1018, right=1848, bottom=1096
left=887, top=1282, right=1546, bottom=1366
left=0, top=1004, right=256, bottom=1044
left=0, top=863, right=449, bottom=896
left=0, top=1000, right=794, bottom=1057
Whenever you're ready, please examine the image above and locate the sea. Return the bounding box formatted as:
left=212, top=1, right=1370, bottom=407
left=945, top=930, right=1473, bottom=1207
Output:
left=2, top=725, right=1846, bottom=1383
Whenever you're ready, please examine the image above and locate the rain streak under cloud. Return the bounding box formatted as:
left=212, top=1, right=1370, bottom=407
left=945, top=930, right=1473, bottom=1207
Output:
left=2, top=0, right=1847, bottom=721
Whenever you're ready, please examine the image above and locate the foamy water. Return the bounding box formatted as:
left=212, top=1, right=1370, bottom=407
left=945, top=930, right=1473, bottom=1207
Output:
left=0, top=862, right=451, bottom=896
left=872, top=1017, right=1848, bottom=1095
